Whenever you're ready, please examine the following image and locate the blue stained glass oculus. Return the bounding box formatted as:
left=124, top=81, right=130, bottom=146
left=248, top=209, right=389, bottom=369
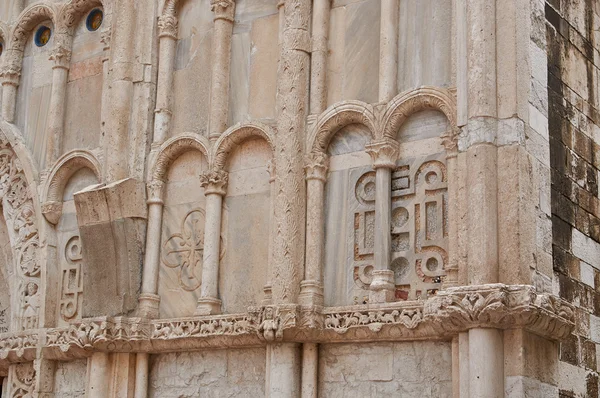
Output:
left=86, top=9, right=103, bottom=31
left=34, top=26, right=51, bottom=47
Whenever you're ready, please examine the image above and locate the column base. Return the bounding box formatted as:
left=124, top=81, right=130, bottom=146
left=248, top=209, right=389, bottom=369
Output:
left=262, top=284, right=273, bottom=306
left=195, top=297, right=222, bottom=316
left=138, top=293, right=160, bottom=319
left=298, top=280, right=324, bottom=307
left=369, top=270, right=396, bottom=303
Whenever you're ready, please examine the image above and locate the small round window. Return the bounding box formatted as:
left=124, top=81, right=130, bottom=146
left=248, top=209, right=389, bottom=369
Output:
left=86, top=9, right=103, bottom=31
left=34, top=26, right=51, bottom=47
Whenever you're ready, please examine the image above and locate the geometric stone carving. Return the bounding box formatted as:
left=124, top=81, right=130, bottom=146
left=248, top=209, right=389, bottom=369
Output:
left=59, top=235, right=83, bottom=322
left=161, top=209, right=206, bottom=291
left=9, top=362, right=36, bottom=398
left=352, top=153, right=448, bottom=301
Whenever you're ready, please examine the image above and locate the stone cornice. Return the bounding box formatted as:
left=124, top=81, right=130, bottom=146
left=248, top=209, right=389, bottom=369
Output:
left=0, top=284, right=573, bottom=364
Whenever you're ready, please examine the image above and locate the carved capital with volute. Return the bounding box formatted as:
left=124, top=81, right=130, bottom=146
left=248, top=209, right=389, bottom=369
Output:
left=211, top=0, right=236, bottom=22
left=441, top=129, right=459, bottom=157
left=200, top=170, right=229, bottom=196
left=158, top=14, right=178, bottom=39
left=49, top=45, right=72, bottom=70
left=0, top=56, right=21, bottom=86
left=365, top=138, right=400, bottom=169
left=305, top=152, right=329, bottom=182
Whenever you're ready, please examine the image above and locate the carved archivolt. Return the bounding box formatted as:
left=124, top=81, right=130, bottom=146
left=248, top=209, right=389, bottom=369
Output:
left=382, top=86, right=458, bottom=140
left=150, top=133, right=211, bottom=183
left=307, top=101, right=378, bottom=154
left=10, top=3, right=57, bottom=52
left=58, top=0, right=106, bottom=34
left=212, top=122, right=275, bottom=170
left=41, top=150, right=101, bottom=225
left=0, top=129, right=42, bottom=332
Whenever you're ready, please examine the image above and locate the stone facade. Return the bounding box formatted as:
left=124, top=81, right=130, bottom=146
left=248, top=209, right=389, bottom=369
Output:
left=0, top=0, right=587, bottom=397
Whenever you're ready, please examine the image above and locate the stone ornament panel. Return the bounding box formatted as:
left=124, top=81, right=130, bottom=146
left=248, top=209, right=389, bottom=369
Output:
left=0, top=135, right=41, bottom=332
left=59, top=235, right=83, bottom=321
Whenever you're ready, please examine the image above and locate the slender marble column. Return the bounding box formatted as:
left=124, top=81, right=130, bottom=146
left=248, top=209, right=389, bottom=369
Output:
left=301, top=343, right=318, bottom=398
left=134, top=353, right=149, bottom=398
left=263, top=160, right=276, bottom=305
left=46, top=43, right=71, bottom=166
left=87, top=352, right=111, bottom=398
left=196, top=170, right=228, bottom=315
left=208, top=0, right=235, bottom=143
left=299, top=152, right=328, bottom=306
left=309, top=0, right=331, bottom=115
left=442, top=131, right=459, bottom=288
left=138, top=180, right=165, bottom=318
left=379, top=0, right=399, bottom=102
left=154, top=14, right=178, bottom=144
left=0, top=56, right=19, bottom=123
left=365, top=138, right=399, bottom=303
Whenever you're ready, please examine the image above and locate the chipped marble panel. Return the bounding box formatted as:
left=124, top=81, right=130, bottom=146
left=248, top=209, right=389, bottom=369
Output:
left=149, top=348, right=266, bottom=398
left=53, top=360, right=87, bottom=398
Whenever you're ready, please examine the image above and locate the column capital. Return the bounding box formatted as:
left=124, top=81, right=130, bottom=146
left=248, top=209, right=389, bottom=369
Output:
left=147, top=180, right=165, bottom=204
left=0, top=56, right=21, bottom=86
left=441, top=129, right=459, bottom=157
left=211, top=0, right=236, bottom=22
left=158, top=14, right=178, bottom=39
left=305, top=152, right=329, bottom=182
left=49, top=44, right=72, bottom=70
left=365, top=138, right=399, bottom=169
left=200, top=170, right=229, bottom=196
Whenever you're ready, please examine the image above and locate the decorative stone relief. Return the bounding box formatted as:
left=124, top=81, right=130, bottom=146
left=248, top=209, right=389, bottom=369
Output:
left=10, top=362, right=35, bottom=398
left=351, top=153, right=448, bottom=301
left=59, top=235, right=83, bottom=322
left=0, top=136, right=41, bottom=331
left=162, top=209, right=206, bottom=291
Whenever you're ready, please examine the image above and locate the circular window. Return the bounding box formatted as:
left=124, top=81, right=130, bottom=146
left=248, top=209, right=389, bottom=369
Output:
left=86, top=9, right=103, bottom=31
left=34, top=26, right=51, bottom=47
left=0, top=42, right=3, bottom=57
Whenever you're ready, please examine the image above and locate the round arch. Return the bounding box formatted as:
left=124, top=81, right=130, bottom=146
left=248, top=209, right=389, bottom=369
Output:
left=151, top=133, right=211, bottom=183
left=212, top=122, right=274, bottom=170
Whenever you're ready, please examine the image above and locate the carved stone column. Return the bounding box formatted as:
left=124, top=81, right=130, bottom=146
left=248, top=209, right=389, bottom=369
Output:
left=46, top=44, right=72, bottom=167
left=379, top=0, right=399, bottom=102
left=263, top=160, right=276, bottom=305
left=99, top=30, right=111, bottom=153
left=301, top=343, right=318, bottom=398
left=208, top=0, right=235, bottom=143
left=196, top=170, right=228, bottom=315
left=154, top=14, right=178, bottom=144
left=134, top=353, right=149, bottom=398
left=309, top=0, right=331, bottom=115
left=365, top=138, right=399, bottom=303
left=299, top=152, right=328, bottom=306
left=442, top=131, right=459, bottom=288
left=0, top=57, right=20, bottom=123
left=138, top=180, right=165, bottom=318
left=86, top=352, right=110, bottom=398
left=33, top=357, right=55, bottom=397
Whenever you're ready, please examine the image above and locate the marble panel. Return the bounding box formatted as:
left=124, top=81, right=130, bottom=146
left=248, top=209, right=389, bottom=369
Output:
left=149, top=348, right=266, bottom=397
left=248, top=14, right=278, bottom=120
left=396, top=110, right=450, bottom=143
left=159, top=151, right=209, bottom=318
left=398, top=0, right=452, bottom=92
left=228, top=31, right=250, bottom=126
left=319, top=341, right=452, bottom=397
left=220, top=138, right=271, bottom=313
left=64, top=71, right=103, bottom=153
left=53, top=360, right=87, bottom=398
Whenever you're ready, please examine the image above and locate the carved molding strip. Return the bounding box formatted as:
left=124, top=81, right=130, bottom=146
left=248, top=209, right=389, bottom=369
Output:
left=0, top=284, right=573, bottom=364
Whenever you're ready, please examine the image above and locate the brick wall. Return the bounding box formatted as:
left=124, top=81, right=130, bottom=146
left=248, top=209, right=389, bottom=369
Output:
left=547, top=0, right=600, bottom=396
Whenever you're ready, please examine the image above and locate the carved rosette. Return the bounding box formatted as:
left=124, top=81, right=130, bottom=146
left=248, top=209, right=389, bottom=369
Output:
left=365, top=139, right=400, bottom=169
left=49, top=45, right=72, bottom=70
left=158, top=14, right=178, bottom=39
left=199, top=170, right=229, bottom=196
left=210, top=0, right=236, bottom=22
left=305, top=152, right=329, bottom=182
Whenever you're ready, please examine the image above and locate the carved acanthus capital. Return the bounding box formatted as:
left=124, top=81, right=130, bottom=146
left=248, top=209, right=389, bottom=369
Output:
left=147, top=180, right=165, bottom=204
left=305, top=152, right=329, bottom=182
left=211, top=0, right=236, bottom=22
left=41, top=201, right=63, bottom=225
left=365, top=139, right=400, bottom=169
left=199, top=170, right=229, bottom=196
left=48, top=45, right=72, bottom=70
left=441, top=129, right=459, bottom=156
left=158, top=14, right=178, bottom=39
left=0, top=62, right=21, bottom=86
